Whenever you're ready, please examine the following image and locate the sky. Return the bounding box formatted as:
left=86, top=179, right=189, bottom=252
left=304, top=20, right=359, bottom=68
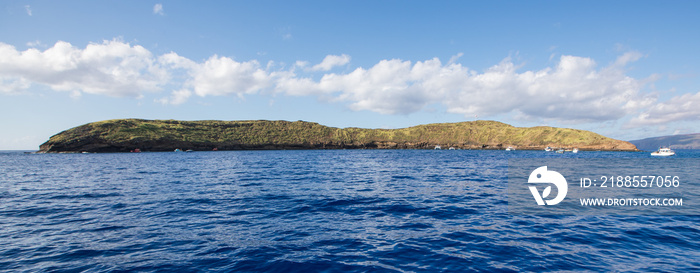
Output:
left=1, top=1, right=699, bottom=150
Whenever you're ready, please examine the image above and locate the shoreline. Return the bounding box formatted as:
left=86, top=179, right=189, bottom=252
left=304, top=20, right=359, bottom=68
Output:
left=34, top=146, right=643, bottom=154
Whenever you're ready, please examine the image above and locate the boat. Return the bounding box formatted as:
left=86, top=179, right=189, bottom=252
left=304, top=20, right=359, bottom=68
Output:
left=544, top=146, right=553, bottom=152
left=434, top=145, right=441, bottom=150
left=505, top=146, right=515, bottom=151
left=448, top=147, right=456, bottom=150
left=651, top=147, right=675, bottom=156
left=572, top=148, right=578, bottom=153
left=556, top=149, right=565, bottom=153
left=174, top=148, right=183, bottom=152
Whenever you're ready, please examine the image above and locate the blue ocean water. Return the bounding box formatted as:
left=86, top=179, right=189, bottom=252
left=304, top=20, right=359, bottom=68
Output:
left=1, top=149, right=698, bottom=272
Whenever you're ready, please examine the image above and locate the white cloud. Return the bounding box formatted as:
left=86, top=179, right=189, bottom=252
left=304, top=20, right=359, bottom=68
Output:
left=440, top=55, right=650, bottom=122
left=158, top=52, right=279, bottom=100
left=0, top=76, right=30, bottom=94
left=278, top=58, right=436, bottom=114
left=2, top=38, right=696, bottom=130
left=0, top=41, right=278, bottom=101
left=613, top=51, right=643, bottom=67
left=275, top=74, right=319, bottom=96
left=311, top=54, right=351, bottom=71
left=294, top=60, right=309, bottom=69
left=626, top=91, right=700, bottom=127
left=159, top=52, right=197, bottom=70
left=156, top=89, right=192, bottom=105
left=448, top=52, right=463, bottom=65
left=26, top=40, right=43, bottom=47
left=25, top=5, right=32, bottom=16
left=153, top=4, right=164, bottom=15
left=322, top=58, right=440, bottom=114
left=276, top=54, right=654, bottom=121
left=0, top=40, right=168, bottom=97
left=188, top=55, right=272, bottom=97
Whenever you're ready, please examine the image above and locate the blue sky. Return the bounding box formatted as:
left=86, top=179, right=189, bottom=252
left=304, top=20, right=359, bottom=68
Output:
left=1, top=1, right=699, bottom=149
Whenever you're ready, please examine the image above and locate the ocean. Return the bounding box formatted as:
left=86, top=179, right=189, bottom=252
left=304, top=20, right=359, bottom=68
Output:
left=1, top=149, right=698, bottom=272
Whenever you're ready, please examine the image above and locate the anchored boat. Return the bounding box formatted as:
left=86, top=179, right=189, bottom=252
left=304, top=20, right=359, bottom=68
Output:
left=651, top=147, right=675, bottom=156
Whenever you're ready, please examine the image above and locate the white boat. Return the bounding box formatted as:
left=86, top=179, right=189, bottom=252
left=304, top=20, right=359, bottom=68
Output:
left=572, top=148, right=579, bottom=153
left=448, top=147, right=456, bottom=150
left=544, top=146, right=553, bottom=152
left=505, top=146, right=515, bottom=151
left=434, top=145, right=441, bottom=150
left=651, top=147, right=675, bottom=156
left=556, top=149, right=565, bottom=153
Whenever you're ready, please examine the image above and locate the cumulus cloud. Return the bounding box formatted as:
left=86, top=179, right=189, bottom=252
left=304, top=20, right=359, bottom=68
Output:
left=276, top=54, right=654, bottom=121
left=189, top=56, right=272, bottom=96
left=3, top=38, right=696, bottom=129
left=294, top=60, right=309, bottom=68
left=158, top=52, right=197, bottom=70
left=0, top=76, right=30, bottom=94
left=156, top=89, right=192, bottom=105
left=441, top=55, right=650, bottom=122
left=311, top=54, right=351, bottom=71
left=0, top=40, right=168, bottom=97
left=626, top=91, right=700, bottom=127
left=297, top=58, right=442, bottom=114
left=153, top=4, right=164, bottom=15
left=160, top=53, right=273, bottom=98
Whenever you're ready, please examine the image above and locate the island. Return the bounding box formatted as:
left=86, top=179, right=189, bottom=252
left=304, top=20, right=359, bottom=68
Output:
left=38, top=119, right=638, bottom=153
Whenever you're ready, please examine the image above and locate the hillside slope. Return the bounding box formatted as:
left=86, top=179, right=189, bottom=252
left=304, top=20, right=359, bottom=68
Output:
left=630, top=133, right=700, bottom=151
left=39, top=119, right=638, bottom=153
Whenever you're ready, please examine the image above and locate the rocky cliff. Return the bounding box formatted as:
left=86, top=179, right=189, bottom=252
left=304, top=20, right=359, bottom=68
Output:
left=38, top=119, right=638, bottom=153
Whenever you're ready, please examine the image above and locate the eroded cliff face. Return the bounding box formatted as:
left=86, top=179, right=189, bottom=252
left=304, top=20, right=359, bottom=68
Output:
left=38, top=119, right=638, bottom=153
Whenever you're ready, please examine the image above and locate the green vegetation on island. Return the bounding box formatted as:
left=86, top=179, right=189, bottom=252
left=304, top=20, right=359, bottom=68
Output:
left=39, top=119, right=638, bottom=153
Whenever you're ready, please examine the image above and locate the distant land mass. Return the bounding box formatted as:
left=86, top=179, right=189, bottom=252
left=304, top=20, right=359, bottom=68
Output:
left=629, top=133, right=700, bottom=151
left=38, top=119, right=638, bottom=153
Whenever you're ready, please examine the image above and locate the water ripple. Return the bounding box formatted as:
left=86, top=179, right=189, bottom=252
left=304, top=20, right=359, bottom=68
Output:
left=0, top=150, right=699, bottom=272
